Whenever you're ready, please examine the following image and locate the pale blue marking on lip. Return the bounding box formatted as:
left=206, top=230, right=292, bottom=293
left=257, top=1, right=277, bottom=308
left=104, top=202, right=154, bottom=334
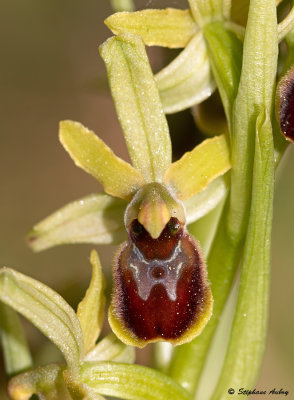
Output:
left=128, top=241, right=185, bottom=301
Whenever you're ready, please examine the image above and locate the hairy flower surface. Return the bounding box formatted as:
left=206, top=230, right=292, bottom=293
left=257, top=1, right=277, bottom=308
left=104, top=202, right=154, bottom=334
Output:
left=27, top=33, right=230, bottom=347
left=1, top=0, right=294, bottom=398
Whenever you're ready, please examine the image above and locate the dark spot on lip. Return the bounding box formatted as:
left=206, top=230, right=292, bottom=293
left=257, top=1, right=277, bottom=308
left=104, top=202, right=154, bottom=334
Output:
left=150, top=266, right=166, bottom=280
left=277, top=66, right=294, bottom=143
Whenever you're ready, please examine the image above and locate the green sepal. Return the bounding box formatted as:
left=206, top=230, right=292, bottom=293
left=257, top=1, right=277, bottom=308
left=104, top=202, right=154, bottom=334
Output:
left=27, top=193, right=127, bottom=252
left=105, top=9, right=197, bottom=48
left=99, top=33, right=172, bottom=182
left=155, top=31, right=216, bottom=114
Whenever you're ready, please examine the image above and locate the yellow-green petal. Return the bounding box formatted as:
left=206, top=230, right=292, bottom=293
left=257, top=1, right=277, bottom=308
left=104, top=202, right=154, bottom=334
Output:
left=105, top=9, right=197, bottom=48
left=164, top=135, right=231, bottom=201
left=77, top=251, right=105, bottom=354
left=59, top=120, right=144, bottom=200
left=100, top=34, right=172, bottom=182
left=184, top=175, right=228, bottom=224
left=155, top=31, right=216, bottom=114
left=27, top=193, right=127, bottom=252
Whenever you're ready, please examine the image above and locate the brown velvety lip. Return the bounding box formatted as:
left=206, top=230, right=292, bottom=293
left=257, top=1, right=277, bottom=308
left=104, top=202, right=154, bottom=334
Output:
left=112, top=219, right=212, bottom=342
left=277, top=66, right=294, bottom=143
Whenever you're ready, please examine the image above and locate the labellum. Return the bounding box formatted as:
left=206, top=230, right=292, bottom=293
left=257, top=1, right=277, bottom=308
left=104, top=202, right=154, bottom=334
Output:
left=109, top=183, right=213, bottom=347
left=276, top=66, right=294, bottom=143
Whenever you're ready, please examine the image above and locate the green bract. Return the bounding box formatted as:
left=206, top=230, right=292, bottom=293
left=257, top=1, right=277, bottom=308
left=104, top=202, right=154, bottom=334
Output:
left=211, top=107, right=274, bottom=399
left=0, top=304, right=33, bottom=377
left=79, top=361, right=193, bottom=400
left=1, top=252, right=135, bottom=400
left=0, top=267, right=84, bottom=377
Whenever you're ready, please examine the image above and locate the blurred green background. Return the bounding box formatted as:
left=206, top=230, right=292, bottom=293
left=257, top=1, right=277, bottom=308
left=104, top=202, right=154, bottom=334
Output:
left=0, top=1, right=293, bottom=398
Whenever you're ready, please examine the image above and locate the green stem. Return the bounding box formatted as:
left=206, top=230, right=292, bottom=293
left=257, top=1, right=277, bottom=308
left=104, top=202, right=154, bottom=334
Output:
left=169, top=0, right=278, bottom=394
left=228, top=0, right=278, bottom=241
left=211, top=108, right=274, bottom=400
left=168, top=21, right=244, bottom=396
